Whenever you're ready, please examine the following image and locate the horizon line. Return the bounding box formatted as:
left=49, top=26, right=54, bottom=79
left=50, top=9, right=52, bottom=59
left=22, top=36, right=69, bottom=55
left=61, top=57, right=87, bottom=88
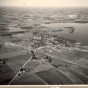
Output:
left=0, top=6, right=88, bottom=8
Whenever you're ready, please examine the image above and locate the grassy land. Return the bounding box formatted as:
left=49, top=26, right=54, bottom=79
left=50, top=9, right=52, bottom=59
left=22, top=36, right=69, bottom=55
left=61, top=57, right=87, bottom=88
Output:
left=58, top=67, right=88, bottom=84
left=71, top=65, right=88, bottom=76
left=0, top=64, right=15, bottom=84
left=11, top=73, right=45, bottom=85
left=35, top=69, right=72, bottom=85
left=7, top=53, right=32, bottom=73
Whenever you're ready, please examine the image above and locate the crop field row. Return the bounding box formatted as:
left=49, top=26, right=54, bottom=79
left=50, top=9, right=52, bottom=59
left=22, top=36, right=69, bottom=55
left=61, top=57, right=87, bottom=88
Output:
left=35, top=64, right=88, bottom=84
left=0, top=64, right=15, bottom=84
left=11, top=73, right=46, bottom=85
left=0, top=49, right=88, bottom=85
left=57, top=67, right=88, bottom=84
left=7, top=53, right=32, bottom=73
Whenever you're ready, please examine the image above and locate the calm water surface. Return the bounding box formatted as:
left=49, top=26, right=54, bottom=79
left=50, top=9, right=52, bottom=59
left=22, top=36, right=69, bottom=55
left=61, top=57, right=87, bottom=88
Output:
left=41, top=23, right=88, bottom=45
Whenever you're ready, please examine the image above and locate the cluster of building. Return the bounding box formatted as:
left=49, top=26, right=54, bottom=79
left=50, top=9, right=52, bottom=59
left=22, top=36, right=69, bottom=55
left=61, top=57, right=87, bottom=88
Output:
left=2, top=27, right=87, bottom=53
left=32, top=30, right=76, bottom=47
left=29, top=30, right=88, bottom=52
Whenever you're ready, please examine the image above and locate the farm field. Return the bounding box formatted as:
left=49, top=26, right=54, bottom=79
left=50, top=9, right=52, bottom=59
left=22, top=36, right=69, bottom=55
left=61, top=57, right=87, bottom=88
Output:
left=0, top=7, right=88, bottom=85
left=0, top=64, right=15, bottom=84
left=11, top=73, right=46, bottom=85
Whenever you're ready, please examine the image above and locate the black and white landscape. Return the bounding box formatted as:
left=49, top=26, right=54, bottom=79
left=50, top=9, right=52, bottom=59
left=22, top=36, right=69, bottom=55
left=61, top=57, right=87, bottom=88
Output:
left=0, top=0, right=88, bottom=85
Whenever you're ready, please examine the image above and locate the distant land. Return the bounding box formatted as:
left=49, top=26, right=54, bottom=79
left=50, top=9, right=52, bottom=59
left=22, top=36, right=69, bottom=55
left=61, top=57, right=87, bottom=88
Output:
left=0, top=7, right=88, bottom=85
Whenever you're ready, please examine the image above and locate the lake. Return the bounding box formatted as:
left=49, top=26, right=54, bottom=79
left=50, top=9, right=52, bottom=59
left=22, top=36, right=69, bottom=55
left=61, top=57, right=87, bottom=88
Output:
left=7, top=26, right=26, bottom=32
left=41, top=23, right=88, bottom=45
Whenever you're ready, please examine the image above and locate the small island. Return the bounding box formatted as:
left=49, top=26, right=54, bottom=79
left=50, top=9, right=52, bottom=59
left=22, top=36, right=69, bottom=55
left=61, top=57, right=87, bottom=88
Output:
left=64, top=27, right=75, bottom=33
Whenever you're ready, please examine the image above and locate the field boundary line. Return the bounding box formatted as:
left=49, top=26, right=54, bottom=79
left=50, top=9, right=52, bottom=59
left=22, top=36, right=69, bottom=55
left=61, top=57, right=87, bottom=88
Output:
left=41, top=56, right=88, bottom=84
left=35, top=48, right=88, bottom=69
left=33, top=73, right=48, bottom=85
left=71, top=67, right=88, bottom=78
left=45, top=53, right=88, bottom=69
left=6, top=63, right=16, bottom=73
left=8, top=56, right=32, bottom=85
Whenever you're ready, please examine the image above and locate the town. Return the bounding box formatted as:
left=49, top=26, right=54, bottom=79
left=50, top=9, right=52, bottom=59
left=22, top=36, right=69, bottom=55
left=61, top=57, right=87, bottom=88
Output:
left=0, top=7, right=88, bottom=85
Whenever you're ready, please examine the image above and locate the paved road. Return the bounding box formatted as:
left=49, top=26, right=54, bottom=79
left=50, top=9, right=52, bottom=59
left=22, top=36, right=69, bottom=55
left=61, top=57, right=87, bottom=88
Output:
left=8, top=56, right=33, bottom=85
left=8, top=51, right=48, bottom=85
left=3, top=47, right=88, bottom=85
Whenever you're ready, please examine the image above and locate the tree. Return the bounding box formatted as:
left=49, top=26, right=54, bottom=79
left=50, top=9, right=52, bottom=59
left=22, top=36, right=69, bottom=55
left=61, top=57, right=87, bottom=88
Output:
left=46, top=55, right=49, bottom=59
left=0, top=44, right=1, bottom=50
left=49, top=58, right=52, bottom=62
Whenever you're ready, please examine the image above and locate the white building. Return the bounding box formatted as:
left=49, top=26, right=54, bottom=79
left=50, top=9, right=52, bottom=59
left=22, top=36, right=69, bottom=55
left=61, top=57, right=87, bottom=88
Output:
left=68, top=15, right=78, bottom=20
